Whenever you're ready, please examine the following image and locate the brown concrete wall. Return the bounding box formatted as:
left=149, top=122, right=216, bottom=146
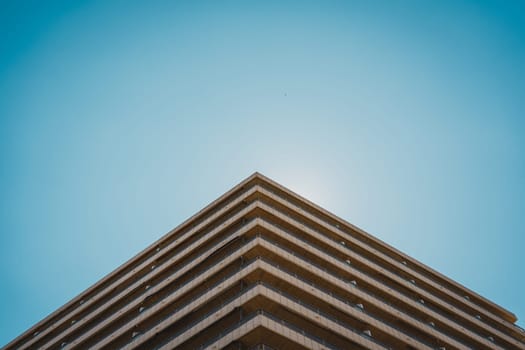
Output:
left=4, top=173, right=524, bottom=350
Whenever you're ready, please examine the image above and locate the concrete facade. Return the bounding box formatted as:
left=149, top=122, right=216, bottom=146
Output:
left=4, top=172, right=525, bottom=349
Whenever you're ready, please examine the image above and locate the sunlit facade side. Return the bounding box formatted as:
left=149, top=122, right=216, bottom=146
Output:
left=5, top=173, right=525, bottom=349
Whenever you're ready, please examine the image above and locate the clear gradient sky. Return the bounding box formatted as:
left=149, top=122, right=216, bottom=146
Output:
left=1, top=0, right=524, bottom=346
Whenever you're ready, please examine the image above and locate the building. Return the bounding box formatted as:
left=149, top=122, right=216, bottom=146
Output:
left=4, top=173, right=525, bottom=349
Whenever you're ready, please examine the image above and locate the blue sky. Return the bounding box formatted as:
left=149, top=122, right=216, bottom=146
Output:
left=1, top=0, right=524, bottom=345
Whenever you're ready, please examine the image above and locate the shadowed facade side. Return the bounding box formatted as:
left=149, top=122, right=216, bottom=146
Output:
left=4, top=173, right=525, bottom=350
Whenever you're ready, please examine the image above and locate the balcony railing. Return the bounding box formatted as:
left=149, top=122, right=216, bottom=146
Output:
left=197, top=309, right=340, bottom=350
left=257, top=200, right=487, bottom=349
left=259, top=186, right=516, bottom=343
left=122, top=235, right=427, bottom=349
left=156, top=280, right=389, bottom=350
